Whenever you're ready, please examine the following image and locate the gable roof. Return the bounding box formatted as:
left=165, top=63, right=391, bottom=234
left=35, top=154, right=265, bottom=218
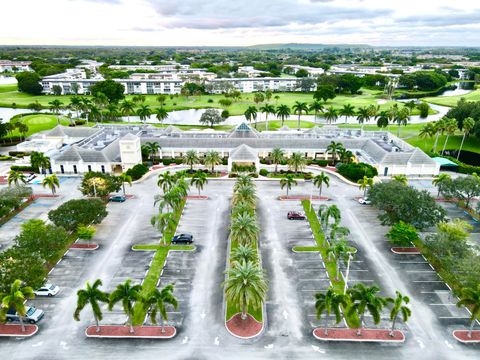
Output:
left=229, top=122, right=260, bottom=138
left=229, top=144, right=258, bottom=161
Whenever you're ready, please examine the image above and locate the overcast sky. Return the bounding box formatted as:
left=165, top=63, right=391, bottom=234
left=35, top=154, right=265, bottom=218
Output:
left=2, top=0, right=480, bottom=47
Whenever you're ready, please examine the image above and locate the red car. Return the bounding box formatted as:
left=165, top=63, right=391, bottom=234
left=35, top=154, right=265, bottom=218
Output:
left=287, top=211, right=306, bottom=220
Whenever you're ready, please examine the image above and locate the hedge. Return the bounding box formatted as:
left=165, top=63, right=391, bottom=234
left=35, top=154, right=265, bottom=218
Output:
left=337, top=162, right=378, bottom=182
left=125, top=163, right=149, bottom=180
left=10, top=165, right=35, bottom=172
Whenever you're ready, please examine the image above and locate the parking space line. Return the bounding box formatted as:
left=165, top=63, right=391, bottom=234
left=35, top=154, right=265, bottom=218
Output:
left=398, top=261, right=428, bottom=264
left=406, top=270, right=437, bottom=273
left=421, top=291, right=450, bottom=294
left=413, top=280, right=445, bottom=283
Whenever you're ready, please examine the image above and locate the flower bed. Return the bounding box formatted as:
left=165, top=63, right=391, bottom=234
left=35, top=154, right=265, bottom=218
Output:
left=390, top=247, right=421, bottom=255
left=85, top=325, right=176, bottom=339
left=452, top=330, right=480, bottom=344
left=225, top=314, right=263, bottom=339
left=0, top=324, right=38, bottom=337
left=313, top=328, right=405, bottom=343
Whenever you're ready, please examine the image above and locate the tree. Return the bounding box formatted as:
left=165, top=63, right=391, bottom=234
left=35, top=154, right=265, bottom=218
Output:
left=144, top=284, right=178, bottom=333
left=28, top=101, right=43, bottom=113
left=392, top=174, right=408, bottom=186
left=386, top=291, right=411, bottom=337
left=0, top=247, right=45, bottom=293
left=276, top=104, right=291, bottom=126
left=419, top=122, right=436, bottom=149
left=156, top=94, right=167, bottom=106
left=154, top=188, right=183, bottom=213
left=108, top=279, right=142, bottom=333
left=288, top=152, right=306, bottom=173
left=270, top=147, right=284, bottom=174
left=253, top=92, right=265, bottom=106
left=432, top=118, right=447, bottom=153
left=315, top=286, right=348, bottom=335
left=292, top=101, right=309, bottom=131
left=0, top=279, right=35, bottom=332
left=318, top=204, right=341, bottom=238
left=204, top=150, right=222, bottom=173
left=432, top=173, right=451, bottom=197
left=15, top=122, right=29, bottom=141
left=326, top=141, right=344, bottom=165
left=224, top=260, right=268, bottom=320
left=457, top=117, right=475, bottom=160
left=117, top=173, right=132, bottom=195
left=280, top=174, right=297, bottom=196
left=440, top=175, right=480, bottom=209
left=356, top=106, right=370, bottom=131
left=144, top=141, right=160, bottom=163
left=132, top=94, right=146, bottom=104
left=324, top=106, right=338, bottom=124
left=16, top=72, right=43, bottom=95
left=244, top=106, right=258, bottom=128
left=339, top=74, right=364, bottom=94
left=137, top=104, right=152, bottom=123
left=441, top=117, right=457, bottom=154
left=314, top=85, right=336, bottom=103
left=456, top=285, right=480, bottom=338
left=41, top=174, right=60, bottom=195
left=51, top=85, right=62, bottom=96
left=8, top=170, right=26, bottom=186
left=232, top=184, right=256, bottom=209
left=376, top=110, right=390, bottom=128
left=231, top=244, right=257, bottom=264
left=119, top=100, right=135, bottom=122
left=90, top=79, right=125, bottom=103
left=259, top=104, right=275, bottom=131
left=155, top=107, right=169, bottom=124
left=309, top=101, right=324, bottom=123
left=73, top=279, right=109, bottom=333
left=386, top=221, right=419, bottom=246
left=77, top=224, right=96, bottom=241
left=339, top=104, right=355, bottom=124
left=357, top=176, right=374, bottom=197
left=338, top=148, right=354, bottom=164
left=157, top=171, right=175, bottom=193
left=326, top=240, right=356, bottom=281
left=30, top=152, right=51, bottom=173
left=48, top=199, right=108, bottom=232
left=313, top=173, right=330, bottom=197
left=347, top=283, right=387, bottom=335
left=230, top=212, right=259, bottom=246
left=191, top=170, right=208, bottom=196
left=151, top=212, right=175, bottom=245
left=80, top=172, right=121, bottom=197
left=199, top=109, right=224, bottom=128
left=183, top=150, right=199, bottom=171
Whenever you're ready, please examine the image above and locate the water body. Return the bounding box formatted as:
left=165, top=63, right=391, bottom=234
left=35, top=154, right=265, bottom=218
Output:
left=442, top=149, right=480, bottom=166
left=0, top=76, right=17, bottom=84
left=439, top=81, right=475, bottom=97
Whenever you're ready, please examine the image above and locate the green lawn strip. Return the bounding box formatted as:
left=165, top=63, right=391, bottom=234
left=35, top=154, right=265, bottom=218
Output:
left=424, top=88, right=480, bottom=107
left=0, top=197, right=34, bottom=226
left=292, top=246, right=321, bottom=252
left=267, top=173, right=308, bottom=179
left=0, top=83, right=17, bottom=93
left=132, top=244, right=195, bottom=251
left=255, top=120, right=318, bottom=131
left=5, top=113, right=71, bottom=138
left=132, top=199, right=187, bottom=325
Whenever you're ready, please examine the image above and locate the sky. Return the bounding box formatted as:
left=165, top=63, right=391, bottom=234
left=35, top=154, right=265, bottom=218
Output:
left=1, top=0, right=480, bottom=47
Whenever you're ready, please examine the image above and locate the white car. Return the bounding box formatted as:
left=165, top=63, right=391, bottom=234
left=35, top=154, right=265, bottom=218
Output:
left=358, top=197, right=371, bottom=205
left=34, top=284, right=60, bottom=297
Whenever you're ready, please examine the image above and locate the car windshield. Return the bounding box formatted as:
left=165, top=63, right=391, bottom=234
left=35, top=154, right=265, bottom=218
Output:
left=26, top=307, right=36, bottom=316
left=49, top=284, right=56, bottom=290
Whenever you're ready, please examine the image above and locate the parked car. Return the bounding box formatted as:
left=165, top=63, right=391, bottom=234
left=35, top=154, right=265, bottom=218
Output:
left=34, top=283, right=60, bottom=297
left=5, top=306, right=44, bottom=324
left=26, top=173, right=36, bottom=183
left=172, top=233, right=194, bottom=244
left=358, top=197, right=371, bottom=205
left=287, top=211, right=306, bottom=220
left=109, top=195, right=126, bottom=202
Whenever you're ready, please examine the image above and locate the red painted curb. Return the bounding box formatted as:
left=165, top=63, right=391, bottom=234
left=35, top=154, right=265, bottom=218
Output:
left=391, top=247, right=421, bottom=255
left=278, top=196, right=330, bottom=201
left=453, top=330, right=480, bottom=343
left=225, top=313, right=264, bottom=339
left=185, top=195, right=209, bottom=200
left=70, top=243, right=99, bottom=250
left=85, top=325, right=176, bottom=339
left=313, top=328, right=405, bottom=343
left=0, top=324, right=39, bottom=337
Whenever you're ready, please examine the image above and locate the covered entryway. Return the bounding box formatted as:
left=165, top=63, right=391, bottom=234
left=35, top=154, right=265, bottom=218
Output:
left=228, top=144, right=259, bottom=173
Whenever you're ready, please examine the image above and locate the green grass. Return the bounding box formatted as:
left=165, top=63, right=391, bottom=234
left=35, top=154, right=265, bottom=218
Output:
left=255, top=119, right=318, bottom=131
left=5, top=113, right=72, bottom=138
left=132, top=199, right=187, bottom=325
left=292, top=246, right=321, bottom=252
left=0, top=83, right=17, bottom=93
left=132, top=244, right=195, bottom=251
left=424, top=88, right=480, bottom=107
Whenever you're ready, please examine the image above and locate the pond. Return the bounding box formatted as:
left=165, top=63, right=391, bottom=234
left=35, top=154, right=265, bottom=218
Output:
left=442, top=149, right=480, bottom=166
left=0, top=76, right=16, bottom=85
left=440, top=81, right=475, bottom=97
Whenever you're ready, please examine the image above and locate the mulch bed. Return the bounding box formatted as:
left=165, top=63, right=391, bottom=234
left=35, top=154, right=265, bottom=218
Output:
left=85, top=325, right=176, bottom=338
left=225, top=313, right=263, bottom=339
left=70, top=243, right=99, bottom=250
left=0, top=324, right=38, bottom=337
left=278, top=195, right=330, bottom=201
left=313, top=328, right=405, bottom=342
left=453, top=330, right=480, bottom=343
left=391, top=247, right=421, bottom=255
left=125, top=195, right=135, bottom=199
left=185, top=195, right=209, bottom=200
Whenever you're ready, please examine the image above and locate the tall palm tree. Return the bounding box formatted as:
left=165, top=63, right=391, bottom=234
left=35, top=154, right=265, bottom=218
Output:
left=392, top=174, right=408, bottom=186
left=313, top=173, right=330, bottom=197
left=144, top=284, right=178, bottom=333
left=231, top=244, right=257, bottom=264
left=432, top=173, right=451, bottom=197
left=457, top=117, right=475, bottom=160
left=244, top=106, right=258, bottom=128
left=154, top=187, right=183, bottom=213
left=292, top=101, right=309, bottom=130
left=88, top=104, right=102, bottom=124
left=376, top=110, right=390, bottom=129
left=347, top=283, right=387, bottom=335
left=326, top=141, right=345, bottom=165
left=232, top=184, right=256, bottom=209
left=151, top=212, right=175, bottom=245
left=224, top=260, right=268, bottom=320
left=183, top=150, right=199, bottom=171
left=432, top=118, right=447, bottom=153
left=324, top=106, right=338, bottom=124
left=30, top=152, right=51, bottom=174
left=288, top=152, right=306, bottom=173
left=315, top=286, right=349, bottom=335
left=358, top=176, right=374, bottom=197
left=0, top=279, right=35, bottom=332
left=105, top=103, right=120, bottom=122
left=441, top=117, right=458, bottom=154
left=41, top=174, right=60, bottom=195
left=339, top=104, right=355, bottom=124
left=456, top=285, right=480, bottom=338
left=157, top=171, right=175, bottom=193
left=48, top=99, right=64, bottom=116
left=338, top=148, right=354, bottom=164
left=280, top=174, right=297, bottom=196
left=69, top=96, right=82, bottom=118
left=394, top=107, right=411, bottom=137
left=270, top=148, right=284, bottom=174
left=419, top=122, right=436, bottom=149
left=118, top=173, right=132, bottom=195
left=386, top=291, right=411, bottom=337
left=74, top=279, right=109, bottom=333
left=8, top=170, right=26, bottom=187
left=108, top=279, right=142, bottom=333
left=191, top=170, right=208, bottom=196
left=356, top=106, right=370, bottom=131
left=234, top=175, right=255, bottom=191
left=119, top=100, right=135, bottom=122
left=259, top=104, right=276, bottom=131
left=155, top=107, right=169, bottom=125
left=204, top=150, right=222, bottom=173
left=144, top=141, right=160, bottom=163
left=309, top=101, right=324, bottom=123
left=137, top=104, right=152, bottom=123
left=319, top=204, right=341, bottom=238
left=230, top=212, right=259, bottom=246
left=276, top=104, right=291, bottom=126
left=326, top=240, right=356, bottom=281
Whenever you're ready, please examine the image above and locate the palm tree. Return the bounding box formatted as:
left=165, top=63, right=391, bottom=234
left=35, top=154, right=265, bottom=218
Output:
left=315, top=286, right=348, bottom=335
left=392, top=174, right=408, bottom=186
left=105, top=103, right=120, bottom=122
left=183, top=150, right=199, bottom=171
left=432, top=173, right=451, bottom=197
left=30, top=152, right=51, bottom=174
left=118, top=173, right=132, bottom=195
left=119, top=100, right=135, bottom=122
left=48, top=99, right=64, bottom=116
left=347, top=283, right=387, bottom=335
left=288, top=152, right=306, bottom=173
left=319, top=204, right=341, bottom=238
left=259, top=104, right=276, bottom=131
left=244, top=106, right=258, bottom=128
left=232, top=184, right=256, bottom=209
left=386, top=291, right=411, bottom=337
left=338, top=148, right=354, bottom=164
left=191, top=170, right=208, bottom=196
left=339, top=104, right=355, bottom=124
left=324, top=106, right=338, bottom=124
left=313, top=173, right=330, bottom=197
left=357, top=176, right=374, bottom=197
left=8, top=170, right=26, bottom=187
left=108, top=279, right=142, bottom=333
left=224, top=260, right=268, bottom=320
left=137, top=104, right=152, bottom=123
left=458, top=117, right=475, bottom=160
left=0, top=279, right=35, bottom=332
left=441, top=117, right=458, bottom=154
left=326, top=240, right=356, bottom=281
left=230, top=212, right=259, bottom=246
left=376, top=110, right=390, bottom=129
left=432, top=118, right=447, bottom=153
left=309, top=101, right=324, bottom=123
left=234, top=175, right=255, bottom=191
left=419, top=122, right=436, bottom=149
left=231, top=244, right=257, bottom=264
left=69, top=96, right=82, bottom=118
left=41, top=174, right=60, bottom=195
left=326, top=141, right=345, bottom=165
left=88, top=104, right=102, bottom=124
left=356, top=106, right=370, bottom=131
left=394, top=107, right=411, bottom=137
left=456, top=285, right=480, bottom=338
left=73, top=279, right=109, bottom=333
left=276, top=104, right=291, bottom=126
left=157, top=171, right=175, bottom=193
left=144, top=141, right=160, bottom=163
left=270, top=148, right=284, bottom=174
left=144, top=284, right=178, bottom=333
left=292, top=101, right=309, bottom=130
left=154, top=187, right=183, bottom=213
left=155, top=107, right=169, bottom=125
left=151, top=212, right=175, bottom=245
left=204, top=150, right=222, bottom=173
left=280, top=174, right=297, bottom=196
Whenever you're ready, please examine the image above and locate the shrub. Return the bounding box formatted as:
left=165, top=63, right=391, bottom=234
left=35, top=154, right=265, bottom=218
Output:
left=77, top=224, right=96, bottom=240
left=315, top=159, right=329, bottom=167
left=162, top=158, right=183, bottom=166
left=337, top=162, right=377, bottom=182
left=208, top=99, right=213, bottom=103
left=0, top=155, right=13, bottom=161
left=259, top=169, right=269, bottom=176
left=386, top=221, right=419, bottom=246
left=303, top=172, right=313, bottom=180
left=10, top=165, right=35, bottom=172
left=75, top=119, right=86, bottom=125
left=48, top=198, right=108, bottom=232
left=231, top=163, right=256, bottom=173
left=8, top=151, right=30, bottom=157
left=125, top=163, right=149, bottom=180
